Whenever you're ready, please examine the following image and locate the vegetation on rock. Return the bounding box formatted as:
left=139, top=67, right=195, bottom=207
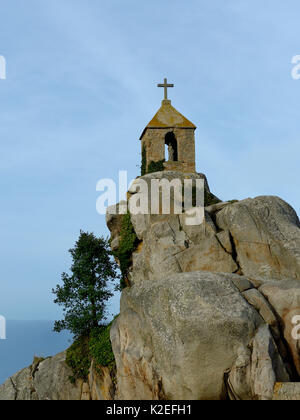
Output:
left=204, top=189, right=221, bottom=206
left=89, top=319, right=117, bottom=371
left=141, top=145, right=147, bottom=176
left=113, top=213, right=139, bottom=289
left=66, top=320, right=117, bottom=384
left=147, top=159, right=165, bottom=174
left=66, top=335, right=91, bottom=384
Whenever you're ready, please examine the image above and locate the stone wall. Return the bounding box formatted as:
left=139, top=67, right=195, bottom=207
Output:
left=141, top=127, right=196, bottom=173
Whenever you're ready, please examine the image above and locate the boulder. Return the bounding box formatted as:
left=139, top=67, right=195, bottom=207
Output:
left=258, top=279, right=300, bottom=376
left=0, top=367, right=33, bottom=401
left=33, top=352, right=83, bottom=400
left=109, top=184, right=300, bottom=288
left=249, top=324, right=290, bottom=400
left=88, top=360, right=115, bottom=401
left=273, top=382, right=300, bottom=400
left=227, top=325, right=290, bottom=400
left=0, top=352, right=114, bottom=401
left=111, top=271, right=271, bottom=400
left=242, top=289, right=280, bottom=339
left=215, top=196, right=300, bottom=280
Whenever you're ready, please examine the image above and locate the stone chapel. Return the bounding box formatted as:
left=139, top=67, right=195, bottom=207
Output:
left=140, top=78, right=197, bottom=174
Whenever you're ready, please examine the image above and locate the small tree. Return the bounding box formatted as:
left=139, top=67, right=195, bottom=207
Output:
left=53, top=231, right=119, bottom=338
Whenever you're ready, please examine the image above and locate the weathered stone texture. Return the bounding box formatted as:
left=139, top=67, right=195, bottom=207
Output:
left=2, top=171, right=300, bottom=401
left=141, top=127, right=196, bottom=174
left=0, top=352, right=115, bottom=401
left=216, top=196, right=300, bottom=280
left=108, top=175, right=300, bottom=401
left=258, top=279, right=300, bottom=376
left=111, top=272, right=293, bottom=400
left=273, top=382, right=300, bottom=400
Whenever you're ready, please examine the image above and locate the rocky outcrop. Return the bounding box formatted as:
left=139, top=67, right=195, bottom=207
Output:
left=0, top=352, right=115, bottom=401
left=107, top=172, right=300, bottom=400
left=1, top=171, right=300, bottom=400
left=111, top=272, right=295, bottom=400
left=258, top=279, right=300, bottom=376
left=273, top=382, right=300, bottom=400
left=227, top=324, right=290, bottom=400
left=215, top=196, right=300, bottom=281
left=108, top=173, right=300, bottom=287
left=112, top=272, right=258, bottom=400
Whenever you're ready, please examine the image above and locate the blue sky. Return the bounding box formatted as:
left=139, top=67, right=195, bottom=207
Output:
left=0, top=0, right=299, bottom=320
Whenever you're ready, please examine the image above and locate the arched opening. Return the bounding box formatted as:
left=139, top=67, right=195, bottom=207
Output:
left=165, top=132, right=178, bottom=162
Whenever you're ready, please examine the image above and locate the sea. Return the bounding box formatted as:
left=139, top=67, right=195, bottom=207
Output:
left=0, top=321, right=72, bottom=386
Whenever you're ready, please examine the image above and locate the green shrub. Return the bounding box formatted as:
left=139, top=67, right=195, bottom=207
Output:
left=204, top=189, right=221, bottom=206
left=113, top=213, right=139, bottom=289
left=183, top=185, right=221, bottom=207
left=147, top=159, right=165, bottom=174
left=66, top=336, right=91, bottom=383
left=66, top=319, right=118, bottom=384
left=89, top=320, right=116, bottom=371
left=141, top=145, right=147, bottom=176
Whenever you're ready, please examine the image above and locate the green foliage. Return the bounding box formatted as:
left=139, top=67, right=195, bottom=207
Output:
left=89, top=319, right=116, bottom=371
left=53, top=231, right=119, bottom=337
left=204, top=189, right=221, bottom=206
left=66, top=336, right=91, bottom=383
left=147, top=159, right=165, bottom=174
left=228, top=199, right=239, bottom=204
left=181, top=185, right=221, bottom=208
left=66, top=319, right=117, bottom=384
left=113, top=214, right=139, bottom=289
left=141, top=145, right=147, bottom=176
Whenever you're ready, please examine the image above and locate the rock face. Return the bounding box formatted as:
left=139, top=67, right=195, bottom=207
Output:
left=107, top=172, right=300, bottom=400
left=215, top=196, right=300, bottom=281
left=111, top=272, right=260, bottom=400
left=0, top=352, right=115, bottom=401
left=1, top=171, right=300, bottom=400
left=111, top=272, right=293, bottom=400
left=109, top=173, right=300, bottom=287
left=273, top=382, right=300, bottom=400
left=109, top=171, right=237, bottom=286
left=258, top=279, right=300, bottom=376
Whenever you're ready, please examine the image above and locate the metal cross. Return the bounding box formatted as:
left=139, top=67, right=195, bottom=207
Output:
left=157, top=78, right=174, bottom=101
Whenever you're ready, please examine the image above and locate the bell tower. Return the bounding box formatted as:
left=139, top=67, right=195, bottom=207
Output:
left=140, top=78, right=197, bottom=174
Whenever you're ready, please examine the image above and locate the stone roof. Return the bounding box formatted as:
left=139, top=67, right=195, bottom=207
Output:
left=140, top=100, right=196, bottom=139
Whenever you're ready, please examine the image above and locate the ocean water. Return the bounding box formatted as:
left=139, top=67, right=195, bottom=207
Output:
left=0, top=321, right=72, bottom=385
